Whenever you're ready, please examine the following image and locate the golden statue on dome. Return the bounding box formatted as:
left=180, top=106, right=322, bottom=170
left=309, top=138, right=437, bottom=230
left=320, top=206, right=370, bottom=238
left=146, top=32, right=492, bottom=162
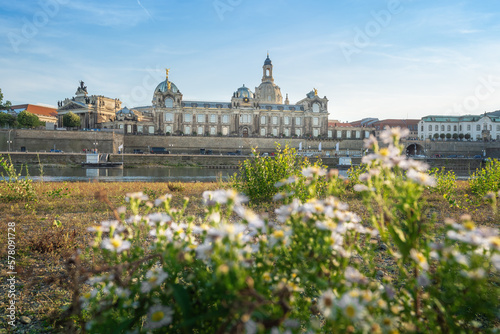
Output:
left=314, top=88, right=318, bottom=96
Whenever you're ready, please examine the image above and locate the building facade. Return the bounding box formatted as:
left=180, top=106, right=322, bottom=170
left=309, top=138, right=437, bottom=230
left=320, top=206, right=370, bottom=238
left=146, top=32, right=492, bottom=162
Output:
left=56, top=81, right=122, bottom=129
left=108, top=55, right=330, bottom=138
left=8, top=104, right=58, bottom=129
left=418, top=111, right=500, bottom=141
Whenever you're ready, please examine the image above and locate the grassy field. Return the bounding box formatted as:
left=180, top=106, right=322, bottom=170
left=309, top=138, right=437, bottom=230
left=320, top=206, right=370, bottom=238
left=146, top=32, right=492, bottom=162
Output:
left=0, top=180, right=498, bottom=333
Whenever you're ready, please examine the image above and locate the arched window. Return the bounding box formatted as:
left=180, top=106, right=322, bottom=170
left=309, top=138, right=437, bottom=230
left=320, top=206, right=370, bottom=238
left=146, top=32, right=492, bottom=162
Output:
left=435, top=125, right=438, bottom=131
left=447, top=125, right=451, bottom=131
left=164, top=98, right=173, bottom=108
left=312, top=103, right=320, bottom=113
left=441, top=125, right=445, bottom=131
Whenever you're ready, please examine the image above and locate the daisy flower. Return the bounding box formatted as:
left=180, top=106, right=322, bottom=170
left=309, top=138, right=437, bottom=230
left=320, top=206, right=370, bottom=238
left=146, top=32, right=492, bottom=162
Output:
left=144, top=305, right=173, bottom=329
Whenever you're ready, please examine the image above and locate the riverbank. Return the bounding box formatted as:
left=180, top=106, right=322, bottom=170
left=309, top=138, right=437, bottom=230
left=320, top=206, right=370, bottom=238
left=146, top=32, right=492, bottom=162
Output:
left=0, top=151, right=487, bottom=172
left=0, top=180, right=498, bottom=332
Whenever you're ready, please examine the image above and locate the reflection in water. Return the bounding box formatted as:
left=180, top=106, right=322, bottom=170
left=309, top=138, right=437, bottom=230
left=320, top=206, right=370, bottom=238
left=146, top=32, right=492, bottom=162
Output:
left=16, top=166, right=239, bottom=182
left=6, top=165, right=471, bottom=183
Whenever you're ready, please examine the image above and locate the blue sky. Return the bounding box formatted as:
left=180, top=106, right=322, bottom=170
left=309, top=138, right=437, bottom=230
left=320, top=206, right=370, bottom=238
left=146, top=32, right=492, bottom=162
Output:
left=1, top=0, right=500, bottom=122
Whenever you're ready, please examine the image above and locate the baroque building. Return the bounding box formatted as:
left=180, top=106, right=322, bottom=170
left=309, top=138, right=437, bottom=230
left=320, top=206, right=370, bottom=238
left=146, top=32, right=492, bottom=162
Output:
left=110, top=55, right=330, bottom=138
left=56, top=81, right=122, bottom=129
left=418, top=111, right=500, bottom=141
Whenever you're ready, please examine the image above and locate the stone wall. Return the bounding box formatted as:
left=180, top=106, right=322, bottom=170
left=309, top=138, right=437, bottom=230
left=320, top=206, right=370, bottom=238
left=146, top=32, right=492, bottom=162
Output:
left=0, top=129, right=122, bottom=154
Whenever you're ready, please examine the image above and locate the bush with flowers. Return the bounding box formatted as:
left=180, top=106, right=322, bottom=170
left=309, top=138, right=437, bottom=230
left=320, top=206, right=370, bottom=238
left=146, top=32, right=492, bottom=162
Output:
left=66, top=128, right=499, bottom=333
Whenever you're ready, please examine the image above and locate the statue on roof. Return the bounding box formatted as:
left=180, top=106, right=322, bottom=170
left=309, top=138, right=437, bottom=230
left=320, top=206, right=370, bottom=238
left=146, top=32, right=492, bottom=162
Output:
left=314, top=88, right=318, bottom=96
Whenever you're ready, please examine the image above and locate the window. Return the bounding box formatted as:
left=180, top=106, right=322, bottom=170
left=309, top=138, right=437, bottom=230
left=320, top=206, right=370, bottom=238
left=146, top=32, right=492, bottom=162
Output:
left=295, top=117, right=301, bottom=126
left=149, top=126, right=154, bottom=134
left=428, top=125, right=432, bottom=131
left=184, top=114, right=192, bottom=123
left=137, top=125, right=143, bottom=133
left=272, top=128, right=278, bottom=136
left=165, top=113, right=173, bottom=122
left=164, top=98, right=173, bottom=108
left=313, top=128, right=319, bottom=137
left=184, top=126, right=191, bottom=135
left=197, top=126, right=203, bottom=135
left=346, top=130, right=351, bottom=138
left=197, top=114, right=205, bottom=123
left=328, top=130, right=332, bottom=138
left=261, top=116, right=266, bottom=125
left=313, top=117, right=319, bottom=126
left=336, top=130, right=342, bottom=138
left=272, top=116, right=278, bottom=125
left=210, top=114, right=217, bottom=123
left=222, top=115, right=229, bottom=124
left=240, top=114, right=250, bottom=124
left=365, top=131, right=370, bottom=138
left=355, top=131, right=360, bottom=139
left=476, top=125, right=481, bottom=131
left=284, top=116, right=290, bottom=125
left=467, top=124, right=471, bottom=131
left=459, top=125, right=462, bottom=131
left=441, top=125, right=445, bottom=131
left=284, top=128, right=290, bottom=137
left=210, top=126, right=216, bottom=135
left=435, top=125, right=438, bottom=131
left=497, top=125, right=500, bottom=131
left=127, top=124, right=132, bottom=133
left=312, top=103, right=320, bottom=113
left=295, top=128, right=301, bottom=136
left=119, top=124, right=124, bottom=129
left=222, top=127, right=228, bottom=135
left=453, top=125, right=457, bottom=131
left=260, top=128, right=266, bottom=136
left=447, top=125, right=451, bottom=131
left=164, top=125, right=171, bottom=133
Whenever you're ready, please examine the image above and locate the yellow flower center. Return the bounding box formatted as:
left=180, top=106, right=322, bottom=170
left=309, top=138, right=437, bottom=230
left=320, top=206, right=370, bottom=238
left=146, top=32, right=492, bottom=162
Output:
left=490, top=236, right=500, bottom=247
left=379, top=148, right=389, bottom=157
left=83, top=292, right=91, bottom=299
left=323, top=296, right=333, bottom=307
left=464, top=221, right=475, bottom=230
left=273, top=230, right=284, bottom=238
left=148, top=276, right=158, bottom=284
left=345, top=305, right=356, bottom=318
left=151, top=311, right=164, bottom=322
left=110, top=238, right=122, bottom=249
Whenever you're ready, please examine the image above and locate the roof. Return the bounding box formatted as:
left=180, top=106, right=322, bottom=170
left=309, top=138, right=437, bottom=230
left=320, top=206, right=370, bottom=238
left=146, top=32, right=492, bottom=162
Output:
left=10, top=104, right=57, bottom=118
left=328, top=121, right=357, bottom=128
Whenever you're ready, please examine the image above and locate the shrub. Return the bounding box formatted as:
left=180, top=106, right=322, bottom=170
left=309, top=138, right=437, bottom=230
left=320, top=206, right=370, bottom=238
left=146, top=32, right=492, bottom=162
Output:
left=64, top=129, right=500, bottom=333
left=469, top=158, right=500, bottom=197
left=429, top=167, right=456, bottom=195
left=0, top=155, right=36, bottom=203
left=231, top=144, right=327, bottom=203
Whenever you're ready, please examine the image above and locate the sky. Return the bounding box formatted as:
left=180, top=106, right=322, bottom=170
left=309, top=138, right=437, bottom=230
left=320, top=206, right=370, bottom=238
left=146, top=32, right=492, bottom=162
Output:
left=1, top=0, right=500, bottom=122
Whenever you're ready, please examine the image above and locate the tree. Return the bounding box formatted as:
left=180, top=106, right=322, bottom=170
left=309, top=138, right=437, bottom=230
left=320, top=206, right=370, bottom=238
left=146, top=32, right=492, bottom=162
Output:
left=439, top=133, right=445, bottom=140
left=0, top=88, right=11, bottom=110
left=0, top=112, right=17, bottom=128
left=452, top=133, right=458, bottom=140
left=465, top=133, right=471, bottom=140
left=17, top=110, right=42, bottom=128
left=446, top=133, right=452, bottom=139
left=62, top=111, right=81, bottom=128
left=459, top=133, right=464, bottom=140
left=433, top=133, right=439, bottom=139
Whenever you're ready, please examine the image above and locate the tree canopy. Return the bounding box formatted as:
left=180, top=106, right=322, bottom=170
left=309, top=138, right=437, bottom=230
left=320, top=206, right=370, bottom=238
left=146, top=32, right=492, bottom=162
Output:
left=0, top=112, right=18, bottom=128
left=62, top=111, right=81, bottom=128
left=17, top=110, right=43, bottom=128
left=0, top=88, right=12, bottom=110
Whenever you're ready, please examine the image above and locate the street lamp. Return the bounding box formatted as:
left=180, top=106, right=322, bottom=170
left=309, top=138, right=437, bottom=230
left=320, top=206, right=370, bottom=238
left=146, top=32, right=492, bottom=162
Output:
left=93, top=141, right=98, bottom=153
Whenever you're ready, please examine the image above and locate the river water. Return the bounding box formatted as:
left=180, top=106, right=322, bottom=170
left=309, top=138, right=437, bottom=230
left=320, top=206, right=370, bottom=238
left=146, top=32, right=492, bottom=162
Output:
left=17, top=166, right=239, bottom=182
left=7, top=165, right=469, bottom=182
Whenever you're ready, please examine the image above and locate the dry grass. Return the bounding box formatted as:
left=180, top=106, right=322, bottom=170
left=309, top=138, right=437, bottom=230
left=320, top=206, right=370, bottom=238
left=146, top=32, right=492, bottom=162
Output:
left=0, top=180, right=497, bottom=333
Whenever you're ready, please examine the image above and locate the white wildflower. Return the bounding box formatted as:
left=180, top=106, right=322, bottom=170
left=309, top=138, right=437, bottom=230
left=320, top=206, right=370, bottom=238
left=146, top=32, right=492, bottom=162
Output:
left=101, top=236, right=131, bottom=253
left=141, top=268, right=168, bottom=293
left=410, top=249, right=429, bottom=271
left=144, top=305, right=173, bottom=329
